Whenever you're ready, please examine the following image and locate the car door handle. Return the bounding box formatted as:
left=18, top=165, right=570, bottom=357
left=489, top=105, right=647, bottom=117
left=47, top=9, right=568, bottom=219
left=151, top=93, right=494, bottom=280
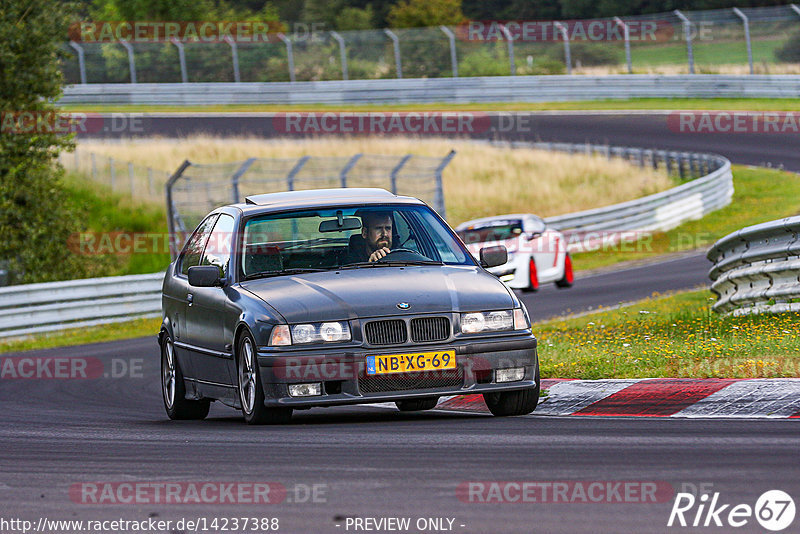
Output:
left=187, top=293, right=193, bottom=306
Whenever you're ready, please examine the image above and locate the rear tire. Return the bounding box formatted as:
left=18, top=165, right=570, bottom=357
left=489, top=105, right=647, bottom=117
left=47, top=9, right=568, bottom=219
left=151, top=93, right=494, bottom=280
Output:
left=161, top=334, right=210, bottom=420
left=237, top=332, right=293, bottom=425
left=555, top=253, right=574, bottom=289
left=396, top=397, right=439, bottom=411
left=520, top=257, right=539, bottom=293
left=483, top=365, right=540, bottom=417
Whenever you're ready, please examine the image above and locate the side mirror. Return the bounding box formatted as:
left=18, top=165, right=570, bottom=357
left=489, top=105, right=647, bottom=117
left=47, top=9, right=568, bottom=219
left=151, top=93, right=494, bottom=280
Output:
left=188, top=265, right=221, bottom=287
left=479, top=245, right=508, bottom=268
left=526, top=231, right=543, bottom=241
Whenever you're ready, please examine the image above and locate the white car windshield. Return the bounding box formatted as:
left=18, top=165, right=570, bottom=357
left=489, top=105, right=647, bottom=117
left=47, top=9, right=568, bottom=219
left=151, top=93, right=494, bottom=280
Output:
left=457, top=219, right=524, bottom=244
left=240, top=205, right=473, bottom=278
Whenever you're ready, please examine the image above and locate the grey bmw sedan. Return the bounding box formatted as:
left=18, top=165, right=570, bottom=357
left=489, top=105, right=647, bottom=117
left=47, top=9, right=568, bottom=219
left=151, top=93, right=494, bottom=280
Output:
left=160, top=188, right=539, bottom=424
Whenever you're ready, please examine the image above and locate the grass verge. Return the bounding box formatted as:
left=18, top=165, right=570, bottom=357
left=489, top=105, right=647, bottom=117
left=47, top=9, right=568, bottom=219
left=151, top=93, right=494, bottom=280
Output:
left=61, top=98, right=800, bottom=113
left=571, top=165, right=800, bottom=272
left=63, top=171, right=171, bottom=276
left=537, top=289, right=800, bottom=379
left=0, top=317, right=161, bottom=354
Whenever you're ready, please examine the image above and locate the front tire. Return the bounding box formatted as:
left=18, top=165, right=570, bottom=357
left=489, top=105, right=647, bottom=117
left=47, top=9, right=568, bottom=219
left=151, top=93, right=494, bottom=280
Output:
left=161, top=334, right=210, bottom=420
left=483, top=366, right=540, bottom=417
left=396, top=397, right=439, bottom=411
left=237, top=332, right=292, bottom=425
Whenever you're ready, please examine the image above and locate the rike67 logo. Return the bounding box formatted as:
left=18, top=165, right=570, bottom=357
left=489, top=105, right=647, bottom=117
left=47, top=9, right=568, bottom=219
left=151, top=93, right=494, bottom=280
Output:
left=668, top=490, right=795, bottom=531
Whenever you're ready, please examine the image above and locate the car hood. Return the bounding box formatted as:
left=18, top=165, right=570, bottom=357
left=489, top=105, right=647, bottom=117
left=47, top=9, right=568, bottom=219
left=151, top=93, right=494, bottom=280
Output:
left=240, top=265, right=514, bottom=323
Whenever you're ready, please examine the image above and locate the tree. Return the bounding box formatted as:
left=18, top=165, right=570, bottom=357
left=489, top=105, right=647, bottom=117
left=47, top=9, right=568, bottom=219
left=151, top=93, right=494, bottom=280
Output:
left=387, top=0, right=464, bottom=28
left=0, top=0, right=88, bottom=284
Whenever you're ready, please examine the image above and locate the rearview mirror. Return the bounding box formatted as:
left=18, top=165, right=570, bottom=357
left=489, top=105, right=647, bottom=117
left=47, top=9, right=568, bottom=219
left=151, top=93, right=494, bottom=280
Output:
left=319, top=217, right=362, bottom=233
left=188, top=265, right=221, bottom=287
left=479, top=246, right=508, bottom=268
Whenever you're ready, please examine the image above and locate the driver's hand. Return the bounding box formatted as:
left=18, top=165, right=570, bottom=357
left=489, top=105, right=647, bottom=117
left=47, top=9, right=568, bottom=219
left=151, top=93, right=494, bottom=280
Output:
left=368, top=247, right=391, bottom=262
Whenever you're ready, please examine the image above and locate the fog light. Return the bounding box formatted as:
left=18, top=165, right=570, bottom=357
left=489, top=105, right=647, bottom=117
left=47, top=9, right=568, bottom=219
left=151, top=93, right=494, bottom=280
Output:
left=288, top=383, right=322, bottom=397
left=495, top=367, right=525, bottom=383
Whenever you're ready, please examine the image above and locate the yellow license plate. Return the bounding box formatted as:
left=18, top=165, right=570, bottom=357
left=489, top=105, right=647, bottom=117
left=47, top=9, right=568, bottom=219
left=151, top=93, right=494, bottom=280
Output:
left=366, top=350, right=456, bottom=375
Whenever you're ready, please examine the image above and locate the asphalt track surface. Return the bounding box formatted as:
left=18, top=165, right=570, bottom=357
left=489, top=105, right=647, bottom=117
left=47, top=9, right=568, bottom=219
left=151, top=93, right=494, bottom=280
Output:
left=2, top=338, right=799, bottom=534
left=2, top=112, right=796, bottom=533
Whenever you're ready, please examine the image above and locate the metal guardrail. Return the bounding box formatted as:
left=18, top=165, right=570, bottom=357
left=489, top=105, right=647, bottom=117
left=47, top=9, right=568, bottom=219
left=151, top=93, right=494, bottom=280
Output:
left=0, top=273, right=163, bottom=339
left=1, top=142, right=733, bottom=339
left=59, top=75, right=800, bottom=105
left=708, top=216, right=800, bottom=315
left=493, top=141, right=733, bottom=249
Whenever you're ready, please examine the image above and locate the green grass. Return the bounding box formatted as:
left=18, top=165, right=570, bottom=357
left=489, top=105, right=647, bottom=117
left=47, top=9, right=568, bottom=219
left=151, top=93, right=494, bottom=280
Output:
left=59, top=97, right=800, bottom=114
left=64, top=172, right=172, bottom=276
left=0, top=317, right=161, bottom=354
left=537, top=289, right=800, bottom=379
left=628, top=39, right=783, bottom=68
left=572, top=165, right=800, bottom=272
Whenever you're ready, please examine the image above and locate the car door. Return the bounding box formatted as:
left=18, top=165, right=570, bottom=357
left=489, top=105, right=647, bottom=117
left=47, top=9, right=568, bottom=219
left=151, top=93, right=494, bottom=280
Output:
left=184, top=213, right=237, bottom=386
left=170, top=214, right=218, bottom=380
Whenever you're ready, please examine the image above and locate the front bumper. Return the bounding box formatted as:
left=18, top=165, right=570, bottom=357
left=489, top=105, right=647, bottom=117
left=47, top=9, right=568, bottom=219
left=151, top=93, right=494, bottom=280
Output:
left=256, top=335, right=538, bottom=408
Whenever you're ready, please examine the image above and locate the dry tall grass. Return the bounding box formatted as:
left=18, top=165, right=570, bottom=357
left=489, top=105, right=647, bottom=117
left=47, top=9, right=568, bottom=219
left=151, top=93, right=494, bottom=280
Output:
left=75, top=137, right=672, bottom=225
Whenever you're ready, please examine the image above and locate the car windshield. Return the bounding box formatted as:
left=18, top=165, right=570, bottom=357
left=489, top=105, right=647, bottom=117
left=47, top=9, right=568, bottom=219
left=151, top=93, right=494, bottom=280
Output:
left=240, top=205, right=474, bottom=278
left=458, top=219, right=524, bottom=245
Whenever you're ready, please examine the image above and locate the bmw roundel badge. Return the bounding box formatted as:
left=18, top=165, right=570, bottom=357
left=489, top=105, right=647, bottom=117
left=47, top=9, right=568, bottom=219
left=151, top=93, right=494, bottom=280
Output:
left=397, top=302, right=411, bottom=310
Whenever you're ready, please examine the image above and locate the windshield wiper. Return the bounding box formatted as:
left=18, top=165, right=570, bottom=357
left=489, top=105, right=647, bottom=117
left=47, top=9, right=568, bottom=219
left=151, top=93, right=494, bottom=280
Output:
left=340, top=260, right=443, bottom=269
left=242, top=268, right=328, bottom=280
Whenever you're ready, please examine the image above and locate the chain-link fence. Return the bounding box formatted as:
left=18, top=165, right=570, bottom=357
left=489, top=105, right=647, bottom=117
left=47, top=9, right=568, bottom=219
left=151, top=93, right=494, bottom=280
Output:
left=165, top=153, right=455, bottom=257
left=61, top=5, right=800, bottom=84
left=59, top=148, right=172, bottom=203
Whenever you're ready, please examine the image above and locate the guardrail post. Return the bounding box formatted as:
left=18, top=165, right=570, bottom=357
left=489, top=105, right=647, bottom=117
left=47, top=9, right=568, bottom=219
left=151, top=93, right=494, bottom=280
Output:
left=614, top=17, right=633, bottom=74
left=677, top=153, right=686, bottom=180
left=389, top=154, right=412, bottom=195
left=224, top=35, right=241, bottom=82
left=128, top=162, right=135, bottom=197
left=637, top=148, right=645, bottom=168
left=278, top=33, right=296, bottom=83
left=384, top=29, right=403, bottom=78
left=287, top=156, right=310, bottom=191
left=674, top=10, right=695, bottom=75
left=165, top=160, right=192, bottom=259
left=231, top=157, right=257, bottom=203
left=554, top=22, right=572, bottom=74
left=170, top=38, right=188, bottom=83
left=498, top=24, right=515, bottom=75
left=119, top=39, right=137, bottom=83
left=434, top=150, right=456, bottom=219
left=109, top=157, right=115, bottom=190
left=68, top=41, right=87, bottom=84
left=340, top=154, right=362, bottom=188
left=732, top=8, right=753, bottom=75
left=330, top=31, right=348, bottom=80
left=439, top=26, right=458, bottom=78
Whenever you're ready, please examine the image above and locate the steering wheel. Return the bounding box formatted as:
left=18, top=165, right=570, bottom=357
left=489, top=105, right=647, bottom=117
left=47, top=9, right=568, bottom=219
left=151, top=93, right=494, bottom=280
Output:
left=377, top=248, right=431, bottom=262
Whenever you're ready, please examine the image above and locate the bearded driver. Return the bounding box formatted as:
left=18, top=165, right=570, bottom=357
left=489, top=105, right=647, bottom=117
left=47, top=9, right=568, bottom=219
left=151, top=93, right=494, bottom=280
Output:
left=357, top=211, right=393, bottom=262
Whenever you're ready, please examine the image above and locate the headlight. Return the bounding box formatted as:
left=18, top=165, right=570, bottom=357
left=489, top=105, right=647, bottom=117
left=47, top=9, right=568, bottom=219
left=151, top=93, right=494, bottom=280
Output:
left=289, top=321, right=351, bottom=345
left=460, top=310, right=514, bottom=334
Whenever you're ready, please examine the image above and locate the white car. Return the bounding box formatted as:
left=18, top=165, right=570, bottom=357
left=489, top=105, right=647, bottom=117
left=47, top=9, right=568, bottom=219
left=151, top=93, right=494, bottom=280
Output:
left=456, top=214, right=573, bottom=292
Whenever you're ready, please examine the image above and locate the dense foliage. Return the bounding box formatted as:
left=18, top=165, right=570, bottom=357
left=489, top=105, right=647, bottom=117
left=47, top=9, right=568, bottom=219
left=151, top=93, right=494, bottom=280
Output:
left=0, top=0, right=89, bottom=284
